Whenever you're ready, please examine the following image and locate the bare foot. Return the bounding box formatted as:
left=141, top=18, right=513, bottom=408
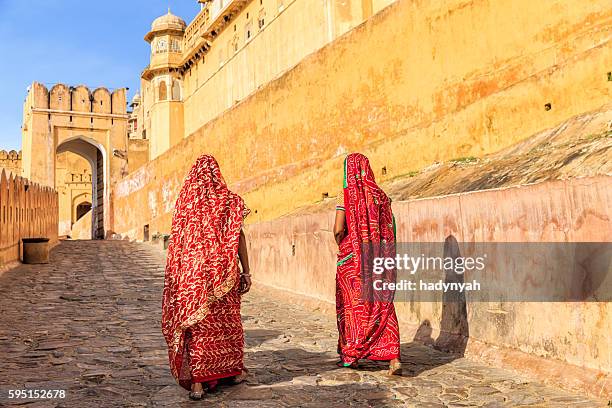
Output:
left=389, top=358, right=402, bottom=376
left=232, top=368, right=249, bottom=384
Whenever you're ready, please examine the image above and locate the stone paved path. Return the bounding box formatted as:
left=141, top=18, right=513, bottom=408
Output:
left=0, top=241, right=606, bottom=407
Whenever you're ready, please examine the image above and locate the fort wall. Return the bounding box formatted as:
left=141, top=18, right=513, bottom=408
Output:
left=0, top=170, right=59, bottom=267
left=112, top=0, right=612, bottom=239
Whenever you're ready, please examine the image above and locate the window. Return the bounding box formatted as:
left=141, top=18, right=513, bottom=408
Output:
left=170, top=38, right=181, bottom=53
left=258, top=9, right=266, bottom=29
left=244, top=20, right=253, bottom=42
left=156, top=39, right=167, bottom=53
left=158, top=80, right=167, bottom=101
left=172, top=80, right=181, bottom=101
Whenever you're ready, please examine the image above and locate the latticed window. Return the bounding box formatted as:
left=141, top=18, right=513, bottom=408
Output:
left=156, top=39, right=168, bottom=53
left=170, top=38, right=182, bottom=53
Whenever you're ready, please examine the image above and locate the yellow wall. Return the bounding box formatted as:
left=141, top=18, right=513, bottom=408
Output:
left=182, top=0, right=333, bottom=136
left=180, top=0, right=398, bottom=137
left=113, top=0, right=612, bottom=239
left=149, top=100, right=184, bottom=160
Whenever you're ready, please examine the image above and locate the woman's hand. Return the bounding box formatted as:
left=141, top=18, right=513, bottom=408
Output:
left=239, top=274, right=252, bottom=294
left=237, top=229, right=251, bottom=294
left=334, top=209, right=346, bottom=246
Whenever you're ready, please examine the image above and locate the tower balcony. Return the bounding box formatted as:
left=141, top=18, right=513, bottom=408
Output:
left=149, top=52, right=184, bottom=71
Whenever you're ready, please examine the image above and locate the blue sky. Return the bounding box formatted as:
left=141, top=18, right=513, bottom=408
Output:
left=0, top=0, right=200, bottom=150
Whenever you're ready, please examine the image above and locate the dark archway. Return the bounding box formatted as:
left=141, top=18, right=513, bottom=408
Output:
left=76, top=201, right=92, bottom=222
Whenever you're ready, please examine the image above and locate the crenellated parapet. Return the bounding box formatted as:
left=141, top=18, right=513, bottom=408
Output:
left=0, top=150, right=22, bottom=177
left=0, top=150, right=21, bottom=160
left=24, top=82, right=127, bottom=115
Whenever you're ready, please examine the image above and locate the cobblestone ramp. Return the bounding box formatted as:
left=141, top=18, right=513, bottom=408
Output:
left=0, top=241, right=606, bottom=407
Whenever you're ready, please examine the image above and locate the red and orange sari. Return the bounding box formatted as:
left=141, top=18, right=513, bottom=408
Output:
left=336, top=153, right=400, bottom=365
left=162, top=155, right=249, bottom=390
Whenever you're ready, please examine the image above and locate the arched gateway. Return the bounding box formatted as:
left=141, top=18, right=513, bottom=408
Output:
left=21, top=82, right=129, bottom=239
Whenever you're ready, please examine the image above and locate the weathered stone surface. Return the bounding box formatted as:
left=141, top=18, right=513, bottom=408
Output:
left=0, top=241, right=606, bottom=407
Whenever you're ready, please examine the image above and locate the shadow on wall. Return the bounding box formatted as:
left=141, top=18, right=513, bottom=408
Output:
left=411, top=236, right=469, bottom=356
left=436, top=235, right=470, bottom=354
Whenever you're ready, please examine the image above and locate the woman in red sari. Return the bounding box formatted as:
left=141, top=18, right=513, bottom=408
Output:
left=162, top=154, right=251, bottom=400
left=333, top=153, right=402, bottom=375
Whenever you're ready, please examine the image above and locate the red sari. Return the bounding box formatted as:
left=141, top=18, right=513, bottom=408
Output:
left=162, top=155, right=249, bottom=390
left=336, top=153, right=400, bottom=365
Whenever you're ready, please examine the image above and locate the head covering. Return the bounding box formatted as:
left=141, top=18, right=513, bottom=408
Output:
left=162, top=154, right=249, bottom=386
left=343, top=153, right=396, bottom=269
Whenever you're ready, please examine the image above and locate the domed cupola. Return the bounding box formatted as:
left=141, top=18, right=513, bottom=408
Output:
left=145, top=9, right=186, bottom=43
left=130, top=92, right=141, bottom=108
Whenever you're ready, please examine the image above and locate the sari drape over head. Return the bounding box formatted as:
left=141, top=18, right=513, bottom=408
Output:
left=162, top=154, right=249, bottom=390
left=336, top=153, right=400, bottom=365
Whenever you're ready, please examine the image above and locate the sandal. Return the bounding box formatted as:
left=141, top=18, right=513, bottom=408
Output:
left=336, top=360, right=358, bottom=369
left=388, top=360, right=402, bottom=376
left=189, top=383, right=205, bottom=400
left=188, top=390, right=204, bottom=401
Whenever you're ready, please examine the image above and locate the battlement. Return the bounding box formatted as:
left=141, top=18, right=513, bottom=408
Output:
left=0, top=150, right=22, bottom=178
left=0, top=150, right=21, bottom=161
left=24, top=82, right=127, bottom=115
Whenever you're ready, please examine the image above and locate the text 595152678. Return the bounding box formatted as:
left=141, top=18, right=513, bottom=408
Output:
left=7, top=389, right=66, bottom=399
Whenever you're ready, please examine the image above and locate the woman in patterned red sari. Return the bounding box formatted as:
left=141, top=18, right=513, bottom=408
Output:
left=333, top=153, right=402, bottom=375
left=162, top=154, right=252, bottom=400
